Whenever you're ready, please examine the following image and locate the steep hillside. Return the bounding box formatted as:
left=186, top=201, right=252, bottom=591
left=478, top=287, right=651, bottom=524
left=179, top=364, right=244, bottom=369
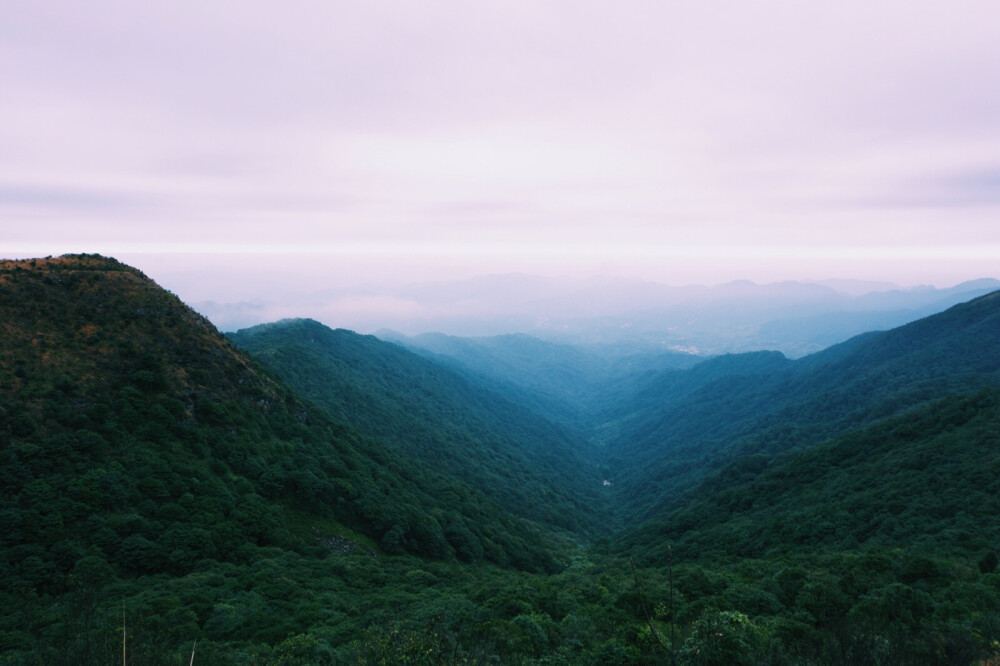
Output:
left=229, top=319, right=609, bottom=535
left=0, top=255, right=570, bottom=663
left=592, top=351, right=792, bottom=443
left=607, top=290, right=1000, bottom=521
left=625, top=388, right=1000, bottom=563
left=602, top=388, right=1000, bottom=665
left=0, top=256, right=561, bottom=567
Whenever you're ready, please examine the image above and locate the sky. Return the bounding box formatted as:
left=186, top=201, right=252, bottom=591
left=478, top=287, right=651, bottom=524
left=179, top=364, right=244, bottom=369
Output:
left=2, top=1, right=999, bottom=321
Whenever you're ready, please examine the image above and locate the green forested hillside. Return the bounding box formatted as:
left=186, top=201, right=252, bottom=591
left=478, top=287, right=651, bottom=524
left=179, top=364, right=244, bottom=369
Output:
left=602, top=387, right=1000, bottom=663
left=3, top=255, right=1000, bottom=665
left=605, top=291, right=1000, bottom=522
left=626, top=387, right=1000, bottom=562
left=593, top=351, right=792, bottom=445
left=0, top=256, right=575, bottom=663
left=0, top=256, right=560, bottom=571
left=228, top=319, right=609, bottom=535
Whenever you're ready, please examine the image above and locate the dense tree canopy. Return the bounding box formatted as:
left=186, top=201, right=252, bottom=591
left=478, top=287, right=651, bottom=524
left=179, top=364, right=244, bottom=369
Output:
left=2, top=255, right=999, bottom=664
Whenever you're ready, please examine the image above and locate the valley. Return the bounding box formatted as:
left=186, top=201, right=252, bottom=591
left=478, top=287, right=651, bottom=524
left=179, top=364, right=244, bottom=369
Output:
left=2, top=255, right=999, bottom=664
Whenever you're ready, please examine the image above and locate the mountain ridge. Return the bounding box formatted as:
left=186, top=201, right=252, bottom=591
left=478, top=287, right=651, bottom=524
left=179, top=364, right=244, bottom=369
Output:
left=228, top=318, right=610, bottom=535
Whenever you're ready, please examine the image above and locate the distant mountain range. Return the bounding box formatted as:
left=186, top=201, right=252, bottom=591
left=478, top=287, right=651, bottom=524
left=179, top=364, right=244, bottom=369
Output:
left=198, top=274, right=1000, bottom=357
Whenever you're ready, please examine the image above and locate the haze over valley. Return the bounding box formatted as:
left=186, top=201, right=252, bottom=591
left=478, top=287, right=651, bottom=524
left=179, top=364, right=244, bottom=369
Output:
left=199, top=273, right=1000, bottom=358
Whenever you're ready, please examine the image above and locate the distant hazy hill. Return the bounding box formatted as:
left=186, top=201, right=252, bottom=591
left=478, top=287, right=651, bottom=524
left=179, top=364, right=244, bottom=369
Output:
left=229, top=319, right=610, bottom=535
left=378, top=330, right=700, bottom=429
left=540, top=277, right=1000, bottom=356
left=199, top=274, right=1000, bottom=357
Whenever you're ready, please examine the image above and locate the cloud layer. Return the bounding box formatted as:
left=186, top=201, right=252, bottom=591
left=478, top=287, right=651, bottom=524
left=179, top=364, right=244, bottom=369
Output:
left=3, top=1, right=999, bottom=293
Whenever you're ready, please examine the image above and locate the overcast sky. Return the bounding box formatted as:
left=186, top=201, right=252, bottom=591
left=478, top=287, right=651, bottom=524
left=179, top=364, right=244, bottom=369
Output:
left=3, top=1, right=999, bottom=306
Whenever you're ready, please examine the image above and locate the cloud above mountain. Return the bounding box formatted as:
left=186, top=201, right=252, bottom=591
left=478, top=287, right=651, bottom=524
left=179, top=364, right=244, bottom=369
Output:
left=3, top=1, right=998, bottom=293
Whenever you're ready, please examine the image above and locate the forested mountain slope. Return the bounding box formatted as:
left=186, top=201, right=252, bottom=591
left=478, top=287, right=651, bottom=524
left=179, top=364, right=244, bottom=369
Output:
left=0, top=255, right=570, bottom=663
left=592, top=350, right=792, bottom=444
left=606, top=290, right=1000, bottom=522
left=623, top=387, right=1000, bottom=564
left=602, top=387, right=1000, bottom=664
left=229, top=319, right=609, bottom=535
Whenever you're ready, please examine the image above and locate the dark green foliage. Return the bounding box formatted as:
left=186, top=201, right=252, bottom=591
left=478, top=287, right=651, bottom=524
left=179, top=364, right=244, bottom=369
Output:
left=228, top=319, right=610, bottom=535
left=606, top=291, right=1000, bottom=523
left=979, top=551, right=998, bottom=574
left=0, top=255, right=567, bottom=663
left=3, top=256, right=1000, bottom=664
left=623, top=388, right=1000, bottom=565
left=613, top=386, right=1000, bottom=664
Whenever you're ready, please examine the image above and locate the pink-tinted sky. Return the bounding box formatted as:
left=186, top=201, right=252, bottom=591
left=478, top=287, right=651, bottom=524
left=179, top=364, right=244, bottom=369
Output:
left=2, top=1, right=999, bottom=304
